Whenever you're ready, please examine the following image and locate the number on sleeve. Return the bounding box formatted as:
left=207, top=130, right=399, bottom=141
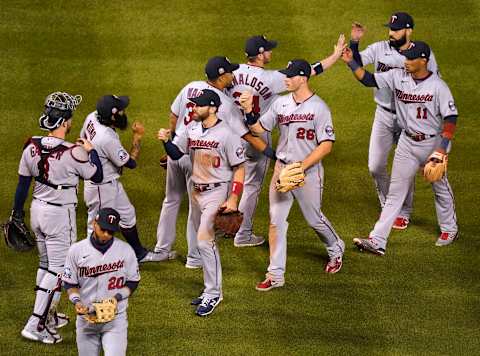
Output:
left=184, top=102, right=196, bottom=125
left=232, top=92, right=261, bottom=114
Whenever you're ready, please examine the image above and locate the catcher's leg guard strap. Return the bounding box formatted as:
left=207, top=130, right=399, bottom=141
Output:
left=28, top=268, right=62, bottom=331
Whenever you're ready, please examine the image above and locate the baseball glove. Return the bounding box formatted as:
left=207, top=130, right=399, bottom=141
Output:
left=84, top=298, right=117, bottom=324
left=214, top=209, right=244, bottom=237
left=424, top=151, right=448, bottom=183
left=159, top=154, right=168, bottom=169
left=3, top=210, right=35, bottom=252
left=276, top=162, right=305, bottom=193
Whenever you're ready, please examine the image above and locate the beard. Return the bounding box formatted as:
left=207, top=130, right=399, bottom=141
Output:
left=389, top=34, right=407, bottom=48
left=113, top=113, right=128, bottom=130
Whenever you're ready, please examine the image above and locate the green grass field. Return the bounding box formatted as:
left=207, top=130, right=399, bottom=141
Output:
left=1, top=1, right=479, bottom=355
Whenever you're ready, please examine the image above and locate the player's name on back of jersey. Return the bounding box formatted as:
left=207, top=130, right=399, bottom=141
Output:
left=232, top=73, right=273, bottom=100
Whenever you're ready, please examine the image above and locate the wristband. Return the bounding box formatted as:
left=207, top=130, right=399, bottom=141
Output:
left=245, top=112, right=260, bottom=126
left=311, top=62, right=323, bottom=75
left=231, top=181, right=243, bottom=196
left=347, top=60, right=360, bottom=71
left=69, top=292, right=81, bottom=305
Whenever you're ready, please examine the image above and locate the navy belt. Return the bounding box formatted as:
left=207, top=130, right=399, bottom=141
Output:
left=405, top=131, right=436, bottom=142
left=193, top=182, right=221, bottom=192
left=33, top=197, right=76, bottom=207
left=379, top=105, right=396, bottom=115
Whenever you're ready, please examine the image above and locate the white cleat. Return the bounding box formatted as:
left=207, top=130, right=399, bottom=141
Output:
left=21, top=327, right=62, bottom=344
left=234, top=234, right=265, bottom=247
left=139, top=250, right=177, bottom=263
left=47, top=312, right=69, bottom=329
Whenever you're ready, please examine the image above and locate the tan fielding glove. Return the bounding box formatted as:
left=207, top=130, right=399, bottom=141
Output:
left=423, top=151, right=448, bottom=183
left=276, top=162, right=305, bottom=193
left=84, top=298, right=118, bottom=323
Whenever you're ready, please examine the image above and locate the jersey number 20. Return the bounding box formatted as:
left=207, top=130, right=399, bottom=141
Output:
left=108, top=276, right=125, bottom=290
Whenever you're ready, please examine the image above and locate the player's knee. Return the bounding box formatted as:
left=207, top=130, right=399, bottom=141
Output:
left=368, top=160, right=387, bottom=177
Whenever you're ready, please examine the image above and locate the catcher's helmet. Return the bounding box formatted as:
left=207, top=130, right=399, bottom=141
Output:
left=38, top=92, right=82, bottom=131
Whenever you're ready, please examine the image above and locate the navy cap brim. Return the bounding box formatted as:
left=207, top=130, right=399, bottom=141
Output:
left=265, top=40, right=278, bottom=51
left=279, top=67, right=310, bottom=78
left=116, top=96, right=130, bottom=110
left=384, top=23, right=405, bottom=30
left=227, top=63, right=240, bottom=72
left=189, top=97, right=220, bottom=107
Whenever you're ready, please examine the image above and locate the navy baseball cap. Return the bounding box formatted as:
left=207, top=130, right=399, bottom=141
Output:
left=205, top=56, right=239, bottom=80
left=95, top=208, right=120, bottom=232
left=384, top=12, right=414, bottom=30
left=189, top=89, right=221, bottom=108
left=245, top=35, right=278, bottom=57
left=279, top=59, right=311, bottom=78
left=402, top=41, right=430, bottom=60
left=96, top=95, right=129, bottom=118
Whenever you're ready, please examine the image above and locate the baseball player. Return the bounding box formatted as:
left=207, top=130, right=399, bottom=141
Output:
left=240, top=60, right=346, bottom=291
left=158, top=89, right=246, bottom=316
left=342, top=41, right=458, bottom=254
left=80, top=95, right=165, bottom=263
left=154, top=56, right=270, bottom=269
left=349, top=12, right=439, bottom=230
left=63, top=208, right=140, bottom=356
left=227, top=34, right=347, bottom=248
left=16, top=92, right=103, bottom=344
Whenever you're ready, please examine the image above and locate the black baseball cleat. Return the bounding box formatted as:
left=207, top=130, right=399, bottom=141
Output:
left=353, top=238, right=385, bottom=256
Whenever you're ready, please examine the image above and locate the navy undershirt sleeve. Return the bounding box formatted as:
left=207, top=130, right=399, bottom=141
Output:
left=360, top=70, right=378, bottom=87
left=13, top=175, right=32, bottom=212
left=349, top=41, right=364, bottom=66
left=123, top=158, right=137, bottom=169
left=88, top=149, right=104, bottom=183
left=163, top=140, right=184, bottom=160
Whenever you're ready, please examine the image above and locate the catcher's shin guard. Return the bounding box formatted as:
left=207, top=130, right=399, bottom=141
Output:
left=30, top=267, right=63, bottom=331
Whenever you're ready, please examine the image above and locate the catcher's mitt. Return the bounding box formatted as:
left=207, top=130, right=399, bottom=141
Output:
left=424, top=151, right=448, bottom=183
left=84, top=298, right=117, bottom=324
left=214, top=209, right=244, bottom=237
left=159, top=154, right=168, bottom=169
left=3, top=210, right=35, bottom=252
left=276, top=162, right=305, bottom=193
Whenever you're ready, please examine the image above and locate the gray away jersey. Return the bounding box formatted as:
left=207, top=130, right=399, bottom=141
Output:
left=259, top=93, right=335, bottom=163
left=80, top=112, right=130, bottom=182
left=228, top=64, right=287, bottom=115
left=173, top=120, right=246, bottom=184
left=62, top=237, right=140, bottom=315
left=374, top=69, right=458, bottom=135
left=170, top=80, right=248, bottom=139
left=18, top=136, right=97, bottom=205
left=360, top=41, right=439, bottom=109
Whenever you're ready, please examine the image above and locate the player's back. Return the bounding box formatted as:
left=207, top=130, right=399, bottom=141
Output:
left=173, top=80, right=248, bottom=138
left=229, top=64, right=286, bottom=115
left=19, top=136, right=93, bottom=205
left=81, top=112, right=129, bottom=182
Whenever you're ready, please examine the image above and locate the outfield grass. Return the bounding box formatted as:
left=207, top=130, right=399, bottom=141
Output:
left=1, top=1, right=479, bottom=355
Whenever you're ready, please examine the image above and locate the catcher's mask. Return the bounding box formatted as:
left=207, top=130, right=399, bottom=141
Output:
left=38, top=92, right=82, bottom=131
left=96, top=94, right=129, bottom=129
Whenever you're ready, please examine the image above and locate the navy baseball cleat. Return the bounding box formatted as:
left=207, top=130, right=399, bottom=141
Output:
left=195, top=297, right=222, bottom=317
left=353, top=238, right=385, bottom=256
left=191, top=294, right=204, bottom=306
